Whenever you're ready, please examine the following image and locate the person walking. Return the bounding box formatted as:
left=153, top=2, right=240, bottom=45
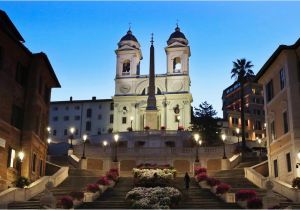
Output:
left=184, top=172, right=190, bottom=190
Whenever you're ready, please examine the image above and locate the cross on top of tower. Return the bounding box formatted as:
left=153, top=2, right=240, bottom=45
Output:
left=128, top=22, right=131, bottom=31
left=150, top=33, right=154, bottom=45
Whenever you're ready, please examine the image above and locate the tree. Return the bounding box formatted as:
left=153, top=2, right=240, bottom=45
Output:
left=191, top=101, right=221, bottom=146
left=231, top=58, right=254, bottom=151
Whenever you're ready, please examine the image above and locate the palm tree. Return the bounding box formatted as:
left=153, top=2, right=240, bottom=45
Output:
left=231, top=58, right=254, bottom=152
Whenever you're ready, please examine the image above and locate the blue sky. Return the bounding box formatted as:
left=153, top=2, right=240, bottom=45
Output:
left=1, top=1, right=300, bottom=117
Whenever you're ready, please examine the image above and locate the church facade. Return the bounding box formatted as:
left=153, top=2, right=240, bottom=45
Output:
left=113, top=26, right=193, bottom=132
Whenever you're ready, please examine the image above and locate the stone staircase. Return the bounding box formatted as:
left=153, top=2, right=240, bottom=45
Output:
left=173, top=178, right=240, bottom=209
left=7, top=168, right=103, bottom=209
left=79, top=177, right=133, bottom=209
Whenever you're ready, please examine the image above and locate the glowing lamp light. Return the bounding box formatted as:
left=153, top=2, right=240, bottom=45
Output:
left=103, top=141, right=108, bottom=147
left=199, top=140, right=202, bottom=146
left=46, top=126, right=51, bottom=133
left=177, top=116, right=181, bottom=120
left=70, top=127, right=75, bottom=134
left=47, top=138, right=52, bottom=144
left=236, top=128, right=240, bottom=134
left=194, top=133, right=200, bottom=142
left=297, top=151, right=300, bottom=160
left=221, top=134, right=226, bottom=141
left=83, top=134, right=88, bottom=142
left=114, top=134, right=119, bottom=142
left=18, top=151, right=25, bottom=162
left=130, top=116, right=134, bottom=121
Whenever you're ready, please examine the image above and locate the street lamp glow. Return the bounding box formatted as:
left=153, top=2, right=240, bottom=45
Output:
left=130, top=116, right=134, bottom=121
left=70, top=127, right=75, bottom=134
left=236, top=128, right=240, bottom=134
left=103, top=141, right=108, bottom=147
left=18, top=151, right=25, bottom=162
left=83, top=134, right=88, bottom=142
left=199, top=140, right=202, bottom=146
left=221, top=134, right=226, bottom=141
left=114, top=134, right=119, bottom=142
left=47, top=126, right=51, bottom=133
left=177, top=116, right=181, bottom=120
left=194, top=133, right=200, bottom=142
left=47, top=138, right=52, bottom=144
left=297, top=151, right=300, bottom=160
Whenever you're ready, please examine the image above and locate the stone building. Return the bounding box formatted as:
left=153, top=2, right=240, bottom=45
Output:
left=0, top=10, right=60, bottom=190
left=256, top=38, right=300, bottom=184
left=222, top=77, right=265, bottom=142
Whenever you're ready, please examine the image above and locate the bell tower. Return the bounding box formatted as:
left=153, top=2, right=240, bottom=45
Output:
left=165, top=25, right=190, bottom=75
left=115, top=29, right=143, bottom=78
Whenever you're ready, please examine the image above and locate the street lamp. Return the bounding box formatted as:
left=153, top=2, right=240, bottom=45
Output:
left=18, top=151, right=25, bottom=176
left=69, top=127, right=75, bottom=149
left=236, top=128, right=240, bottom=147
left=257, top=137, right=263, bottom=161
left=130, top=116, right=134, bottom=131
left=194, top=133, right=200, bottom=162
left=103, top=140, right=108, bottom=152
left=177, top=116, right=181, bottom=130
left=113, top=134, right=119, bottom=162
left=81, top=134, right=88, bottom=159
left=221, top=134, right=227, bottom=159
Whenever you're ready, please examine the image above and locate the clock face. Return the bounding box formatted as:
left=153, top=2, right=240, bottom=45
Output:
left=119, top=84, right=131, bottom=94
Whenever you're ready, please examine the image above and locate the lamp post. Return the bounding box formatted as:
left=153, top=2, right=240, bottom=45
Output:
left=257, top=137, right=262, bottom=161
left=18, top=151, right=25, bottom=176
left=130, top=116, right=134, bottom=131
left=113, top=134, right=119, bottom=162
left=69, top=127, right=75, bottom=149
left=221, top=134, right=227, bottom=159
left=81, top=134, right=88, bottom=159
left=194, top=133, right=200, bottom=162
left=46, top=126, right=51, bottom=159
left=177, top=116, right=181, bottom=130
left=236, top=127, right=240, bottom=147
left=103, top=140, right=108, bottom=152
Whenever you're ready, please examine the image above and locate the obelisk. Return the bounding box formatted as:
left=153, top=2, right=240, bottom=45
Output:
left=145, top=33, right=158, bottom=129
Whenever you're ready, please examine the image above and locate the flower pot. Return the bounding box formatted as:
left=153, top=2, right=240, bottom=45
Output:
left=84, top=192, right=94, bottom=202
left=92, top=191, right=100, bottom=201
left=237, top=200, right=247, bottom=208
left=108, top=181, right=115, bottom=188
left=199, top=181, right=210, bottom=189
left=210, top=186, right=218, bottom=194
left=73, top=199, right=83, bottom=207
left=99, top=185, right=108, bottom=193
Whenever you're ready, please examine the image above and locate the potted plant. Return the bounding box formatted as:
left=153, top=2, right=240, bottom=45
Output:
left=235, top=189, right=257, bottom=208
left=84, top=184, right=100, bottom=202
left=97, top=176, right=111, bottom=192
left=292, top=177, right=300, bottom=189
left=60, top=196, right=73, bottom=209
left=206, top=177, right=221, bottom=193
left=194, top=167, right=207, bottom=175
left=13, top=176, right=30, bottom=188
left=69, top=191, right=84, bottom=207
left=247, top=197, right=263, bottom=209
left=216, top=183, right=231, bottom=195
left=195, top=173, right=207, bottom=182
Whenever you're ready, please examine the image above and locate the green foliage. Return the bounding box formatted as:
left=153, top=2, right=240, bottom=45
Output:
left=191, top=101, right=221, bottom=145
left=14, top=176, right=30, bottom=188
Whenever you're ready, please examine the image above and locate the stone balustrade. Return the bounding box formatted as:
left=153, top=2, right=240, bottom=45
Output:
left=244, top=160, right=268, bottom=188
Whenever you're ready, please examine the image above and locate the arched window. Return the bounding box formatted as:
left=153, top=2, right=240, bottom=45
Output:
left=157, top=88, right=162, bottom=95
left=173, top=57, right=181, bottom=73
left=122, top=60, right=130, bottom=75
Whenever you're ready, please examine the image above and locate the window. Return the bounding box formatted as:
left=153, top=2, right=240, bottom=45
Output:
left=7, top=148, right=16, bottom=168
left=52, top=116, right=58, bottom=121
left=98, top=114, right=102, bottom=120
left=232, top=117, right=238, bottom=125
left=11, top=105, right=24, bottom=129
left=53, top=129, right=57, bottom=136
left=274, top=159, right=278, bottom=177
left=15, top=63, right=28, bottom=87
left=53, top=107, right=58, bottom=111
left=75, top=129, right=79, bottom=135
left=75, top=106, right=80, bottom=110
left=255, top=120, right=262, bottom=130
left=286, top=153, right=292, bottom=172
left=39, top=159, right=43, bottom=176
left=122, top=117, right=127, bottom=124
left=122, top=60, right=130, bottom=75
left=32, top=153, right=37, bottom=172
left=173, top=57, right=182, bottom=73
left=279, top=68, right=286, bottom=90
left=64, top=129, right=67, bottom=136
left=110, top=114, right=114, bottom=123
left=86, top=108, right=92, bottom=118
left=283, top=111, right=289, bottom=134
left=98, top=105, right=102, bottom=109
left=65, top=106, right=69, bottom=110
left=245, top=120, right=249, bottom=127
left=266, top=80, right=274, bottom=102
left=63, top=116, right=69, bottom=121
left=86, top=121, right=91, bottom=131
left=74, top=115, right=80, bottom=121
left=110, top=103, right=114, bottom=111
left=270, top=121, right=276, bottom=141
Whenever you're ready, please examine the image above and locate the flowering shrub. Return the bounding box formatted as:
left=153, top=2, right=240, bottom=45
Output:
left=126, top=187, right=181, bottom=209
left=216, top=183, right=231, bottom=194
left=14, top=176, right=30, bottom=188
left=60, top=196, right=73, bottom=209
left=206, top=177, right=221, bottom=187
left=195, top=173, right=207, bottom=182
left=97, top=176, right=111, bottom=186
left=106, top=171, right=118, bottom=182
left=236, top=189, right=257, bottom=201
left=247, top=197, right=263, bottom=209
left=137, top=163, right=172, bottom=169
left=133, top=168, right=176, bottom=187
left=194, top=167, right=207, bottom=175
left=69, top=191, right=84, bottom=200
left=109, top=168, right=119, bottom=176
left=86, top=184, right=100, bottom=193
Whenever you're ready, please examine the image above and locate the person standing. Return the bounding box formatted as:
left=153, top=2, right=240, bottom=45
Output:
left=184, top=172, right=190, bottom=189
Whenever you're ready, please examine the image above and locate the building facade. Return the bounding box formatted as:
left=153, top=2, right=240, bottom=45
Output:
left=49, top=26, right=193, bottom=141
left=0, top=10, right=60, bottom=190
left=256, top=38, right=300, bottom=184
left=222, top=78, right=265, bottom=142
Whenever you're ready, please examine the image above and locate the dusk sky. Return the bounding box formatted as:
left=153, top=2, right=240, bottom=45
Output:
left=1, top=1, right=300, bottom=117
